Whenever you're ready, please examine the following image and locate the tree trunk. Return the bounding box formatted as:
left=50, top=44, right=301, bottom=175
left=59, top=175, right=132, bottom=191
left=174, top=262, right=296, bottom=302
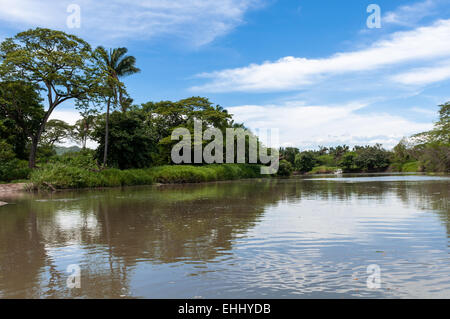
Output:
left=28, top=135, right=39, bottom=169
left=82, top=120, right=87, bottom=149
left=28, top=111, right=52, bottom=168
left=103, top=98, right=111, bottom=168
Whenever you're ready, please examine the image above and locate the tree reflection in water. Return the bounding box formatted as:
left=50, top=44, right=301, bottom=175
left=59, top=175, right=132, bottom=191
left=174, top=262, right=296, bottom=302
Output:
left=0, top=176, right=448, bottom=298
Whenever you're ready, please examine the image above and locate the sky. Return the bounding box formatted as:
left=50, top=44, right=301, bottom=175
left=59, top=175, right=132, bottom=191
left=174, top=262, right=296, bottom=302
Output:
left=1, top=0, right=450, bottom=149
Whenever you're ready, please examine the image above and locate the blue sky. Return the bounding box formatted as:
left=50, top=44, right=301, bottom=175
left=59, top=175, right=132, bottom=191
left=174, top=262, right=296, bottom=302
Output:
left=1, top=0, right=450, bottom=149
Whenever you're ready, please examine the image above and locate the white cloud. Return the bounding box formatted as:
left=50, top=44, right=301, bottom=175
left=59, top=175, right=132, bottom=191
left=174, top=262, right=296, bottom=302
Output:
left=192, top=19, right=450, bottom=92
left=228, top=101, right=433, bottom=149
left=392, top=60, right=450, bottom=85
left=49, top=110, right=97, bottom=149
left=49, top=110, right=81, bottom=125
left=410, top=107, right=438, bottom=116
left=0, top=0, right=264, bottom=46
left=384, top=0, right=437, bottom=26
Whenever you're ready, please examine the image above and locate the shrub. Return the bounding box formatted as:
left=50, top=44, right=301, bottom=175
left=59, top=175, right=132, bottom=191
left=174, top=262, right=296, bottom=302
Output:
left=0, top=140, right=31, bottom=182
left=419, top=143, right=450, bottom=173
left=29, top=164, right=264, bottom=190
left=338, top=152, right=357, bottom=171
left=316, top=154, right=335, bottom=167
left=30, top=163, right=97, bottom=189
left=353, top=144, right=391, bottom=171
left=277, top=160, right=293, bottom=177
left=0, top=159, right=31, bottom=182
left=309, top=165, right=339, bottom=174
left=294, top=152, right=316, bottom=172
left=47, top=149, right=98, bottom=170
left=93, top=111, right=157, bottom=169
left=401, top=161, right=420, bottom=172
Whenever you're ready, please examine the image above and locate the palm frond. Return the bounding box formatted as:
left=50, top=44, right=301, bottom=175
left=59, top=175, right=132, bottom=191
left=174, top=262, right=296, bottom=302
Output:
left=116, top=56, right=140, bottom=77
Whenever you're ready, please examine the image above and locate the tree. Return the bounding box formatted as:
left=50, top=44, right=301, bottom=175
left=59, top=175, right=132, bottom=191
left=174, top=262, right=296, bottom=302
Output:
left=279, top=147, right=299, bottom=165
left=0, top=28, right=98, bottom=167
left=142, top=97, right=234, bottom=164
left=430, top=102, right=449, bottom=144
left=40, top=119, right=72, bottom=147
left=277, top=159, right=293, bottom=177
left=392, top=138, right=412, bottom=164
left=329, top=145, right=349, bottom=159
left=339, top=152, right=357, bottom=171
left=72, top=115, right=96, bottom=149
left=403, top=103, right=450, bottom=172
left=72, top=100, right=99, bottom=149
left=0, top=81, right=44, bottom=160
left=353, top=144, right=390, bottom=171
left=294, top=152, right=316, bottom=172
left=93, top=110, right=157, bottom=169
left=93, top=46, right=140, bottom=167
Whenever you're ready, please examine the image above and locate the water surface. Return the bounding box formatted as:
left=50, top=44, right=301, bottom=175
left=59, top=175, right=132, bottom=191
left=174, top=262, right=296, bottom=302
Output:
left=0, top=174, right=449, bottom=298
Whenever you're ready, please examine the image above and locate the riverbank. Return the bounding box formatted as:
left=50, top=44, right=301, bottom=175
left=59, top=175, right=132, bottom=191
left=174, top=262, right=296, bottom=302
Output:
left=28, top=164, right=266, bottom=191
left=0, top=183, right=26, bottom=193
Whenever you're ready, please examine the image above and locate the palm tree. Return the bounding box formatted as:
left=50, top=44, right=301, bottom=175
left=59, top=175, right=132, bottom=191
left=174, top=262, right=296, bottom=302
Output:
left=94, top=47, right=140, bottom=167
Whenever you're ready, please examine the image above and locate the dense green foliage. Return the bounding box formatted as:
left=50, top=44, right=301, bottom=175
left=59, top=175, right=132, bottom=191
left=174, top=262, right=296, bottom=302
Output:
left=277, top=160, right=293, bottom=177
left=151, top=164, right=263, bottom=183
left=93, top=110, right=157, bottom=169
left=294, top=151, right=317, bottom=172
left=0, top=140, right=30, bottom=182
left=285, top=144, right=393, bottom=174
left=29, top=163, right=264, bottom=190
left=390, top=103, right=449, bottom=173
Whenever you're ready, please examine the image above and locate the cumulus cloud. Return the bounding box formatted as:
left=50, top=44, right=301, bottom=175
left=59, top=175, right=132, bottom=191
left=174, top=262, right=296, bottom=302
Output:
left=192, top=19, right=450, bottom=92
left=384, top=0, right=437, bottom=26
left=392, top=60, right=450, bottom=85
left=227, top=101, right=433, bottom=149
left=49, top=110, right=98, bottom=149
left=0, top=0, right=264, bottom=45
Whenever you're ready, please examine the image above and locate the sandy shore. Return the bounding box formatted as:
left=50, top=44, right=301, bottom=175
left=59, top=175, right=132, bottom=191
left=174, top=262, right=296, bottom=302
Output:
left=0, top=183, right=26, bottom=193
left=0, top=183, right=28, bottom=205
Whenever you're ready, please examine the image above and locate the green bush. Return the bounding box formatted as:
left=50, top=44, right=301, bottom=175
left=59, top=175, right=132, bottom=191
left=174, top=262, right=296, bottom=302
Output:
left=316, top=154, right=335, bottom=167
left=0, top=159, right=31, bottom=182
left=47, top=149, right=98, bottom=170
left=309, top=165, right=339, bottom=174
left=388, top=163, right=403, bottom=172
left=402, top=161, right=420, bottom=172
left=30, top=163, right=97, bottom=189
left=29, top=164, right=264, bottom=190
left=150, top=164, right=262, bottom=184
left=0, top=140, right=31, bottom=181
left=338, top=152, right=357, bottom=171
left=277, top=160, right=293, bottom=177
left=294, top=152, right=316, bottom=172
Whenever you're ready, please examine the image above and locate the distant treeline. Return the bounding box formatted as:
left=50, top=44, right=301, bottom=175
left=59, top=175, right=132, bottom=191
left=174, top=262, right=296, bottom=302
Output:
left=279, top=102, right=449, bottom=174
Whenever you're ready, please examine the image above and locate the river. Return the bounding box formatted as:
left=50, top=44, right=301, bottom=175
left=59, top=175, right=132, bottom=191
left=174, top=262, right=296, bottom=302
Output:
left=0, top=174, right=449, bottom=298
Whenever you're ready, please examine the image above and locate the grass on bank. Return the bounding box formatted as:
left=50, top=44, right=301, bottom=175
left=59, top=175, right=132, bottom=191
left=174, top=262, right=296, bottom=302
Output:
left=308, top=166, right=340, bottom=174
left=29, top=163, right=265, bottom=190
left=401, top=161, right=421, bottom=172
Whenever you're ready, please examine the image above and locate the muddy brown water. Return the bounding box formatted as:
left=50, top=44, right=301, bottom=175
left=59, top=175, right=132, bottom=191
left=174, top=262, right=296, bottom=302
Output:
left=0, top=174, right=449, bottom=298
